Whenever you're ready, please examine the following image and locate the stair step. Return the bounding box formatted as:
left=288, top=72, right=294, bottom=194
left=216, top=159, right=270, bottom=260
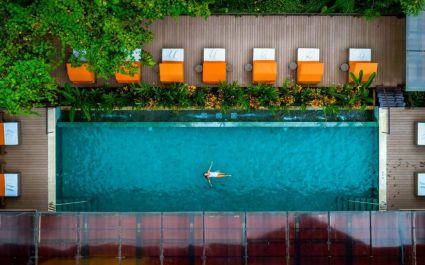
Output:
left=336, top=197, right=379, bottom=211
left=377, top=87, right=406, bottom=107
left=379, top=100, right=404, bottom=103
left=378, top=94, right=403, bottom=98
left=377, top=93, right=403, bottom=97
left=379, top=100, right=404, bottom=104
left=377, top=91, right=403, bottom=95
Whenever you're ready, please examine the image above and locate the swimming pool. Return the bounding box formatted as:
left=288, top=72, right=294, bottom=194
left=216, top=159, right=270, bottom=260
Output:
left=56, top=119, right=378, bottom=212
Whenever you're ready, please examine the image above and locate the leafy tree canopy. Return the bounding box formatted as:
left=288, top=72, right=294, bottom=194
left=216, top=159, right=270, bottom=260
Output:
left=0, top=0, right=210, bottom=114
left=400, top=0, right=425, bottom=15
left=209, top=0, right=425, bottom=16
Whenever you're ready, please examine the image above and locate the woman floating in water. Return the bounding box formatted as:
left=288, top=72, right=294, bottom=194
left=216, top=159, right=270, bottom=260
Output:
left=204, top=162, right=231, bottom=187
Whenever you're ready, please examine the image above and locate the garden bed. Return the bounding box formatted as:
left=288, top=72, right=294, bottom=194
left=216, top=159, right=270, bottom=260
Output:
left=59, top=80, right=374, bottom=121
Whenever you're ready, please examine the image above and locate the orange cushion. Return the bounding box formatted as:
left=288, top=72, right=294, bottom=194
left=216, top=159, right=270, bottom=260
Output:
left=203, top=62, right=226, bottom=84
left=159, top=62, right=184, bottom=83
left=66, top=63, right=96, bottom=84
left=349, top=62, right=378, bottom=83
left=253, top=60, right=277, bottom=84
left=115, top=62, right=141, bottom=84
left=0, top=174, right=4, bottom=197
left=297, top=62, right=324, bottom=84
left=0, top=123, right=4, bottom=146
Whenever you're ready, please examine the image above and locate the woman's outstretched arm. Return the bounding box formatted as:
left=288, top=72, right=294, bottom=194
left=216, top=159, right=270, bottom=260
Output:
left=208, top=161, right=213, bottom=172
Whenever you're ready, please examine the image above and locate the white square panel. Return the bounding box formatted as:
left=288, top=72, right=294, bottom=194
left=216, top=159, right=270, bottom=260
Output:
left=417, top=173, right=425, bottom=196
left=162, top=49, right=184, bottom=62
left=4, top=173, right=19, bottom=197
left=4, top=122, right=19, bottom=145
left=349, top=48, right=371, bottom=61
left=204, top=48, right=226, bottom=61
left=418, top=122, right=425, bottom=145
left=297, top=48, right=320, bottom=61
left=253, top=48, right=275, bottom=61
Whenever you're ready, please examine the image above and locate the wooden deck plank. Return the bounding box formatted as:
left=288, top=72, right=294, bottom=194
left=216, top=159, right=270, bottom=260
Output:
left=52, top=15, right=405, bottom=87
left=386, top=108, right=425, bottom=210
left=2, top=109, right=48, bottom=210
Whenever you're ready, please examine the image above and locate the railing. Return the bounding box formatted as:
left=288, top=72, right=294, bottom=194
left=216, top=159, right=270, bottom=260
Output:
left=55, top=196, right=99, bottom=212
left=0, top=211, right=423, bottom=264
left=335, top=196, right=379, bottom=211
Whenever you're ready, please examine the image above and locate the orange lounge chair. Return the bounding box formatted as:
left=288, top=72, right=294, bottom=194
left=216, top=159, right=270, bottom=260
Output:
left=203, top=48, right=226, bottom=84
left=0, top=173, right=20, bottom=198
left=160, top=49, right=184, bottom=83
left=0, top=162, right=20, bottom=206
left=297, top=48, right=324, bottom=84
left=252, top=48, right=277, bottom=84
left=0, top=122, right=19, bottom=146
left=348, top=48, right=378, bottom=83
left=66, top=49, right=96, bottom=84
left=66, top=63, right=95, bottom=84
left=115, top=49, right=142, bottom=84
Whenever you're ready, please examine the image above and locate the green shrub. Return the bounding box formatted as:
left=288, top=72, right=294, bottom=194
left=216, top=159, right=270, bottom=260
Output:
left=406, top=92, right=425, bottom=107
left=208, top=0, right=422, bottom=16
left=133, top=83, right=159, bottom=109
left=189, top=85, right=208, bottom=108
left=158, top=83, right=191, bottom=108
left=217, top=82, right=244, bottom=110
left=400, top=0, right=425, bottom=15
left=210, top=0, right=303, bottom=13
left=0, top=59, right=57, bottom=114
left=60, top=84, right=97, bottom=121
left=247, top=84, right=280, bottom=109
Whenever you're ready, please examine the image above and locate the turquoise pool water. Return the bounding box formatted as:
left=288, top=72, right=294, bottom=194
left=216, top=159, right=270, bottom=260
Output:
left=57, top=122, right=378, bottom=211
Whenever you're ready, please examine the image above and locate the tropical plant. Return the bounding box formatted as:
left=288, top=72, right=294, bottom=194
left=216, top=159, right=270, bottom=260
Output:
left=158, top=83, right=191, bottom=108
left=60, top=84, right=96, bottom=122
left=189, top=85, right=207, bottom=108
left=347, top=70, right=376, bottom=108
left=406, top=92, right=425, bottom=107
left=349, top=70, right=375, bottom=87
left=217, top=81, right=244, bottom=110
left=400, top=0, right=425, bottom=15
left=132, top=82, right=158, bottom=109
left=247, top=84, right=280, bottom=109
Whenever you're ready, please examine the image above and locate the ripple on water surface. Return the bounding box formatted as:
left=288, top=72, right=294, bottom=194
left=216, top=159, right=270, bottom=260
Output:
left=58, top=126, right=378, bottom=211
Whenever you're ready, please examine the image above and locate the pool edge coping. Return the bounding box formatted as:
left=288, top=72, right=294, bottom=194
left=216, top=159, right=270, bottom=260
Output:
left=57, top=121, right=378, bottom=128
left=378, top=108, right=388, bottom=211
left=47, top=108, right=56, bottom=212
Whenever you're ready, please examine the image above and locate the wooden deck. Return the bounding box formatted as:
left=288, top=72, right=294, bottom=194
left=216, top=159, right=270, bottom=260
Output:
left=53, top=15, right=405, bottom=87
left=387, top=108, right=425, bottom=210
left=2, top=109, right=48, bottom=211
